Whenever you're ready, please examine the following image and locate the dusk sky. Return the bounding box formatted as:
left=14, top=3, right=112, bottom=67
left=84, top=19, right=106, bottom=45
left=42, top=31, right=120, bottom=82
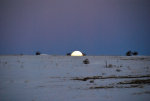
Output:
left=0, top=0, right=150, bottom=55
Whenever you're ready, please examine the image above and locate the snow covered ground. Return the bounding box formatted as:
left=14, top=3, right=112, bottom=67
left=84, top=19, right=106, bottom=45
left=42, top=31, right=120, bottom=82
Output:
left=0, top=55, right=150, bottom=101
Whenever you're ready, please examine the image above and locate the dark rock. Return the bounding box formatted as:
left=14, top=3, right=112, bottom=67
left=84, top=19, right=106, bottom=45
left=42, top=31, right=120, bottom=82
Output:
left=89, top=80, right=94, bottom=83
left=83, top=59, right=90, bottom=64
left=66, top=53, right=71, bottom=56
left=36, top=51, right=41, bottom=55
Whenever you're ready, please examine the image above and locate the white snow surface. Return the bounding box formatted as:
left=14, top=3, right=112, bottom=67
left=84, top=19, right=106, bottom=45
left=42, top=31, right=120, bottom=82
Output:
left=0, top=55, right=150, bottom=101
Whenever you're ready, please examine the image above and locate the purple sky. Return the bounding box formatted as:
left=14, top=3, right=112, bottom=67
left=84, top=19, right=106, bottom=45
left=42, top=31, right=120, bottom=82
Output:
left=0, top=0, right=150, bottom=55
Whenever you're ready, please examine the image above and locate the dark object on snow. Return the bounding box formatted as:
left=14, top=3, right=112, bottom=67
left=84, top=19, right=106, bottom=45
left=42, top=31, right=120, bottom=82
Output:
left=83, top=59, right=90, bottom=64
left=36, top=51, right=41, bottom=55
left=83, top=53, right=86, bottom=56
left=126, top=51, right=132, bottom=56
left=126, top=51, right=138, bottom=56
left=89, top=80, right=94, bottom=83
left=66, top=53, right=71, bottom=56
left=132, top=51, right=138, bottom=56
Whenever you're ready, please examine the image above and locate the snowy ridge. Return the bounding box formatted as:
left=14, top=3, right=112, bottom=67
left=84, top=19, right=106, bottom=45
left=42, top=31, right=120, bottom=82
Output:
left=0, top=56, right=150, bottom=101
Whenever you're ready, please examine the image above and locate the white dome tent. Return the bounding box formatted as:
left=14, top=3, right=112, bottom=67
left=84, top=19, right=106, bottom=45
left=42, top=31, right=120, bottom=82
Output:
left=71, top=51, right=83, bottom=56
